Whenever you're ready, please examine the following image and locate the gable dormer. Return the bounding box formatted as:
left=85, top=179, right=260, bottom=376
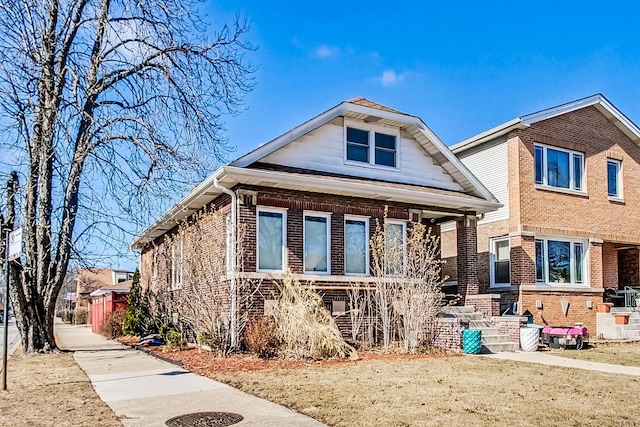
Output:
left=233, top=97, right=494, bottom=200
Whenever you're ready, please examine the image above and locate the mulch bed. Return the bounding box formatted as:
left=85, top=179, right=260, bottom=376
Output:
left=116, top=336, right=455, bottom=376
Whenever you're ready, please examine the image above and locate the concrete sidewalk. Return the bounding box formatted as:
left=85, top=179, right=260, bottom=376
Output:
left=482, top=350, right=640, bottom=376
left=55, top=321, right=325, bottom=427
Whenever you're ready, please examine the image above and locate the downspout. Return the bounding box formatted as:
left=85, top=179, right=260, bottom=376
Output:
left=213, top=177, right=238, bottom=349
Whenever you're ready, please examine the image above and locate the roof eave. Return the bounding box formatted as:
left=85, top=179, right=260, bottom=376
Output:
left=451, top=118, right=526, bottom=154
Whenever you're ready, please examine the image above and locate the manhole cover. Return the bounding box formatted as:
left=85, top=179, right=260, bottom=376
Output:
left=165, top=412, right=244, bottom=427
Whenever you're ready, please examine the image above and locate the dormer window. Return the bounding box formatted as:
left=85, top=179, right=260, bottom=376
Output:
left=345, top=122, right=398, bottom=168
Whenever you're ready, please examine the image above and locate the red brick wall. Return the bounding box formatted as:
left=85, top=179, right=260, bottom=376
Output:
left=514, top=106, right=640, bottom=244
left=602, top=241, right=618, bottom=289
left=519, top=291, right=598, bottom=332
left=466, top=294, right=501, bottom=317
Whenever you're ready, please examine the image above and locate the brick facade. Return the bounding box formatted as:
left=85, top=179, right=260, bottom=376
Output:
left=140, top=184, right=471, bottom=339
left=453, top=104, right=640, bottom=332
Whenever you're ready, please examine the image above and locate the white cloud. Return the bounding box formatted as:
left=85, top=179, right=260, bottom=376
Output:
left=380, top=69, right=404, bottom=86
left=316, top=44, right=339, bottom=59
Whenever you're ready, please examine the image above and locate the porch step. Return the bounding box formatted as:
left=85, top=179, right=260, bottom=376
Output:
left=480, top=333, right=511, bottom=344
left=446, top=306, right=475, bottom=314
left=469, top=320, right=493, bottom=329
left=482, top=342, right=520, bottom=353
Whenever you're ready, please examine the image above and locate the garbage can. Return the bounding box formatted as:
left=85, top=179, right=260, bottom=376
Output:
left=462, top=329, right=482, bottom=354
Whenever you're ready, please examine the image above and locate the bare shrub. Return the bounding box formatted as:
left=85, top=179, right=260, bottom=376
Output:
left=99, top=309, right=125, bottom=340
left=73, top=307, right=88, bottom=325
left=367, top=210, right=447, bottom=352
left=274, top=272, right=356, bottom=360
left=244, top=317, right=280, bottom=359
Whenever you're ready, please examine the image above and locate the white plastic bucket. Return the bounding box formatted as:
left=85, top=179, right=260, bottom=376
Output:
left=520, top=327, right=539, bottom=352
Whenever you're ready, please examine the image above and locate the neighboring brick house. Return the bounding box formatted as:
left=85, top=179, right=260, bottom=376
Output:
left=130, top=98, right=501, bottom=343
left=441, top=94, right=640, bottom=333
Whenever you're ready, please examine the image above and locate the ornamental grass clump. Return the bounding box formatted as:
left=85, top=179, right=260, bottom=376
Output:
left=273, top=272, right=356, bottom=360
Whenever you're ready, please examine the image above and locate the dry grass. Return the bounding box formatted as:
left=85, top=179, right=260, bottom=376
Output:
left=550, top=342, right=640, bottom=366
left=0, top=349, right=121, bottom=426
left=211, top=355, right=640, bottom=427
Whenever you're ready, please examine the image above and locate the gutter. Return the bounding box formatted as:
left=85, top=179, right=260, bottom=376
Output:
left=213, top=176, right=238, bottom=349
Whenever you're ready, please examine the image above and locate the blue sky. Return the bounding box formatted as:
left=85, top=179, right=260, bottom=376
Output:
left=204, top=0, right=640, bottom=157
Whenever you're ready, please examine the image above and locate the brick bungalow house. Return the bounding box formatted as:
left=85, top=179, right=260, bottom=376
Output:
left=441, top=94, right=640, bottom=333
left=131, top=98, right=501, bottom=344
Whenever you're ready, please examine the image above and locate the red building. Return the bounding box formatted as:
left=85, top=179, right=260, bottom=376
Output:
left=89, top=281, right=131, bottom=334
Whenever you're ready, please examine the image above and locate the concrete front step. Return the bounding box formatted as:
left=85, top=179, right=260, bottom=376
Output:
left=469, top=320, right=492, bottom=328
left=481, top=342, right=519, bottom=353
left=482, top=334, right=513, bottom=345
left=446, top=306, right=476, bottom=314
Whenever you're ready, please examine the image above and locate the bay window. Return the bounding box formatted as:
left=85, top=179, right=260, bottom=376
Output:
left=257, top=207, right=287, bottom=271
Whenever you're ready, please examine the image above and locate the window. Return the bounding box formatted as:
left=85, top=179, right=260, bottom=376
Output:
left=534, top=144, right=584, bottom=191
left=152, top=246, right=158, bottom=278
left=607, top=159, right=622, bottom=199
left=171, top=240, right=183, bottom=289
left=345, top=123, right=398, bottom=168
left=304, top=212, right=331, bottom=273
left=385, top=220, right=406, bottom=275
left=257, top=207, right=287, bottom=271
left=535, top=238, right=586, bottom=285
left=490, top=237, right=510, bottom=286
left=225, top=213, right=233, bottom=272
left=345, top=216, right=369, bottom=275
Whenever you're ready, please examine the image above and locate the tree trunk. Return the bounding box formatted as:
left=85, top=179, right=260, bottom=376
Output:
left=10, top=285, right=56, bottom=352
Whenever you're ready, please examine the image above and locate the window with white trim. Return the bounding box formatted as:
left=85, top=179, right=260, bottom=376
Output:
left=607, top=159, right=622, bottom=199
left=345, top=216, right=369, bottom=275
left=225, top=213, right=233, bottom=272
left=152, top=246, right=158, bottom=279
left=171, top=239, right=183, bottom=290
left=345, top=123, right=398, bottom=168
left=257, top=207, right=287, bottom=271
left=535, top=237, right=586, bottom=285
left=304, top=212, right=331, bottom=273
left=534, top=144, right=584, bottom=191
left=490, top=237, right=510, bottom=287
left=385, top=220, right=406, bottom=275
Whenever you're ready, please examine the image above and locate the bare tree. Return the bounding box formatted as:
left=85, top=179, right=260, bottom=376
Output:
left=0, top=0, right=252, bottom=353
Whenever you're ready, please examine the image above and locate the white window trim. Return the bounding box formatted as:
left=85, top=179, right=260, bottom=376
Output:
left=385, top=219, right=407, bottom=275
left=607, top=158, right=623, bottom=201
left=534, top=143, right=586, bottom=194
left=344, top=215, right=370, bottom=276
left=152, top=245, right=158, bottom=279
left=303, top=210, right=332, bottom=275
left=225, top=212, right=233, bottom=273
left=489, top=236, right=510, bottom=288
left=171, top=239, right=183, bottom=290
left=535, top=236, right=588, bottom=287
left=343, top=119, right=401, bottom=171
left=256, top=206, right=288, bottom=273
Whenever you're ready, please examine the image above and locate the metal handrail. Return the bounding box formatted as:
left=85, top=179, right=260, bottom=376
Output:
left=624, top=286, right=639, bottom=312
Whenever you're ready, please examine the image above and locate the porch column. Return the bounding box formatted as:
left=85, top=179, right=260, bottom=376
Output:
left=456, top=214, right=479, bottom=299
left=589, top=238, right=603, bottom=289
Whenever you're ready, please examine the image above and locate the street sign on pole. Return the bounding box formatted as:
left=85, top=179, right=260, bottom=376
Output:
left=8, top=228, right=22, bottom=261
